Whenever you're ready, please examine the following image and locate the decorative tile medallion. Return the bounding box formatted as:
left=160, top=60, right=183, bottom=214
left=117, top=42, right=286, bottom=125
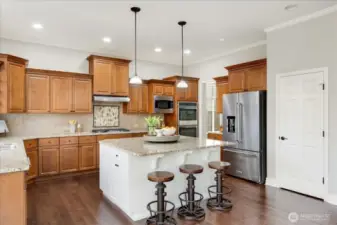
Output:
left=93, top=105, right=119, bottom=127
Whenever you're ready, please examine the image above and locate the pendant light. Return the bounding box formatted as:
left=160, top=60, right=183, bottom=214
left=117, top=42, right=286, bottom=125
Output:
left=177, top=21, right=188, bottom=88
left=129, top=7, right=142, bottom=84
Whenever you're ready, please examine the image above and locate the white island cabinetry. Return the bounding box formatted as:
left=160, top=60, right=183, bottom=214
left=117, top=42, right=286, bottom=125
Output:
left=99, top=136, right=231, bottom=221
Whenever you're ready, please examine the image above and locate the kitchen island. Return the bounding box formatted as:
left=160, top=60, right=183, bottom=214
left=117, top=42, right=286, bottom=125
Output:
left=99, top=136, right=233, bottom=221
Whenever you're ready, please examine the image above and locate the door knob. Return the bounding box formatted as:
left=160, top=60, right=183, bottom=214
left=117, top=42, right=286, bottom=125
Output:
left=279, top=136, right=288, bottom=141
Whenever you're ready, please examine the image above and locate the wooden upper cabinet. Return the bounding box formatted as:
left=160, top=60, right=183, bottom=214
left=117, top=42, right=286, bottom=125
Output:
left=153, top=84, right=164, bottom=95
left=213, top=76, right=229, bottom=114
left=226, top=59, right=267, bottom=93
left=163, top=76, right=199, bottom=102
left=73, top=77, right=92, bottom=113
left=139, top=85, right=149, bottom=113
left=114, top=63, right=129, bottom=96
left=163, top=85, right=174, bottom=96
left=50, top=76, right=73, bottom=113
left=26, top=73, right=50, bottom=113
left=186, top=80, right=198, bottom=101
left=87, top=55, right=131, bottom=96
left=228, top=70, right=245, bottom=93
left=245, top=65, right=266, bottom=91
left=123, top=84, right=148, bottom=114
left=0, top=54, right=28, bottom=113
left=92, top=60, right=112, bottom=95
left=176, top=87, right=186, bottom=101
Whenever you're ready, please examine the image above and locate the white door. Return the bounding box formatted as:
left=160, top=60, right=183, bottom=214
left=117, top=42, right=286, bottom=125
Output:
left=278, top=70, right=324, bottom=198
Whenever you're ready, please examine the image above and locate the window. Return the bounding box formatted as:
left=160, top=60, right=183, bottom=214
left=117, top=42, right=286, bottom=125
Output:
left=205, top=82, right=222, bottom=132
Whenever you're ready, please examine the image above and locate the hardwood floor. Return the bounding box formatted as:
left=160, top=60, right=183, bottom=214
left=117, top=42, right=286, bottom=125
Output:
left=27, top=174, right=337, bottom=225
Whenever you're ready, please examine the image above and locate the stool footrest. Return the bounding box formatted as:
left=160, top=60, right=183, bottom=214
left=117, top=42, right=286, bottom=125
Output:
left=177, top=205, right=205, bottom=221
left=207, top=197, right=233, bottom=211
left=146, top=200, right=176, bottom=225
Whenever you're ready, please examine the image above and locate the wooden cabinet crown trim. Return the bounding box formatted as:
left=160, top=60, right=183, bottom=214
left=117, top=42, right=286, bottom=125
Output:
left=0, top=54, right=28, bottom=65
left=163, top=75, right=200, bottom=81
left=225, top=58, right=266, bottom=72
left=26, top=68, right=92, bottom=79
left=86, top=55, right=131, bottom=64
left=213, top=76, right=228, bottom=82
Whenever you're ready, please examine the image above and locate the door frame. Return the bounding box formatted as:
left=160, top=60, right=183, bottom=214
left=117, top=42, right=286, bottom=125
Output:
left=275, top=67, right=328, bottom=199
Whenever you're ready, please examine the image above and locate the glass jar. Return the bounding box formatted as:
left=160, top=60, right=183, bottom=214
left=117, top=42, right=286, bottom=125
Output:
left=148, top=126, right=156, bottom=136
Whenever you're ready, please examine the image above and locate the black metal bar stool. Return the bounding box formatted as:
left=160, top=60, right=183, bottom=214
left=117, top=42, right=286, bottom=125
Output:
left=177, top=164, right=205, bottom=221
left=207, top=161, right=233, bottom=211
left=146, top=171, right=177, bottom=225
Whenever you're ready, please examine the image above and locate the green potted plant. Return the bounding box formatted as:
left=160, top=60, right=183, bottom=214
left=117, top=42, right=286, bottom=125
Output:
left=145, top=116, right=161, bottom=136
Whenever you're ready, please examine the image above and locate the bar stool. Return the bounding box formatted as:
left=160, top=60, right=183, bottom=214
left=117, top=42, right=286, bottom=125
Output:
left=146, top=171, right=177, bottom=225
left=177, top=164, right=205, bottom=221
left=207, top=161, right=233, bottom=211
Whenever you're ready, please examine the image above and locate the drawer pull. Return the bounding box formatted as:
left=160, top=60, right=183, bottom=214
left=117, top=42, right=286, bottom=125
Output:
left=48, top=141, right=51, bottom=144
left=115, top=164, right=119, bottom=167
left=116, top=154, right=119, bottom=157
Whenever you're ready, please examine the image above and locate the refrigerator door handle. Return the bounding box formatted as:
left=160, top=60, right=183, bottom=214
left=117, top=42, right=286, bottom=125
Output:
left=239, top=102, right=243, bottom=143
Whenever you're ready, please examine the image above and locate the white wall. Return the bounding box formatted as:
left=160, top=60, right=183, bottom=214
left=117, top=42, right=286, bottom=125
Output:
left=186, top=45, right=267, bottom=138
left=266, top=12, right=337, bottom=193
left=0, top=38, right=179, bottom=136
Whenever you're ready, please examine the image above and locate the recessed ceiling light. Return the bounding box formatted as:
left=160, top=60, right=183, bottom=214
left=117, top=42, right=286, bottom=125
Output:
left=32, top=23, right=43, bottom=30
left=285, top=4, right=298, bottom=11
left=184, top=49, right=191, bottom=55
left=154, top=47, right=162, bottom=52
left=220, top=38, right=225, bottom=42
left=102, top=37, right=111, bottom=43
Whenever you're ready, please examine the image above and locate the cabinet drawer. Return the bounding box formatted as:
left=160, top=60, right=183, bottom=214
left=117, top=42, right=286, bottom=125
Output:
left=60, top=136, right=78, bottom=146
left=39, top=138, right=59, bottom=147
left=79, top=135, right=97, bottom=144
left=24, top=139, right=37, bottom=149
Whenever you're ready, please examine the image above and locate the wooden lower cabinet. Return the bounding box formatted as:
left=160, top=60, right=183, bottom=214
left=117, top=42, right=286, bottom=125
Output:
left=96, top=143, right=100, bottom=168
left=59, top=145, right=79, bottom=173
left=79, top=143, right=96, bottom=171
left=0, top=172, right=26, bottom=225
left=26, top=149, right=38, bottom=180
left=39, top=146, right=60, bottom=176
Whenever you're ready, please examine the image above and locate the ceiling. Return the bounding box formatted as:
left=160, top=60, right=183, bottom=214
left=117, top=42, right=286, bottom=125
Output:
left=0, top=1, right=336, bottom=65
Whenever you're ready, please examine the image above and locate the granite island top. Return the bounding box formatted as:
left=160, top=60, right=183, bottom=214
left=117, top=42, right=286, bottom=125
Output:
left=100, top=136, right=235, bottom=156
left=0, top=129, right=147, bottom=174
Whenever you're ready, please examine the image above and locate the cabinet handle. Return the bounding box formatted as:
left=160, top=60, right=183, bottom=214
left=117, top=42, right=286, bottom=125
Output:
left=116, top=154, right=119, bottom=157
left=115, top=164, right=119, bottom=167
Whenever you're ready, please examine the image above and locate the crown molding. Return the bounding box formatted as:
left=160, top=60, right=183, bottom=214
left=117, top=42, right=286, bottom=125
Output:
left=264, top=4, right=337, bottom=33
left=187, top=40, right=266, bottom=66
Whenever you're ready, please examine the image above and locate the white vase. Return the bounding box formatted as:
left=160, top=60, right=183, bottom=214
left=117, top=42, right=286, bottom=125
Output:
left=69, top=124, right=76, bottom=133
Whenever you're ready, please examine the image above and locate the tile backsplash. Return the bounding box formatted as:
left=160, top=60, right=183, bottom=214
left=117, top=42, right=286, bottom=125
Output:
left=0, top=105, right=161, bottom=137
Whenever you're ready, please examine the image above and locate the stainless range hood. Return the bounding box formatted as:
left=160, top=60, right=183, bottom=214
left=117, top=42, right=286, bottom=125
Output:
left=93, top=95, right=130, bottom=103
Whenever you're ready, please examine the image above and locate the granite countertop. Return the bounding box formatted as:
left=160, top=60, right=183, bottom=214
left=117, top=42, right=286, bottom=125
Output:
left=100, top=136, right=236, bottom=156
left=0, top=129, right=147, bottom=174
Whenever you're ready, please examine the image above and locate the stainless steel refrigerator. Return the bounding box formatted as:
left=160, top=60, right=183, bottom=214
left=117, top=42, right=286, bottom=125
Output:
left=222, top=91, right=266, bottom=184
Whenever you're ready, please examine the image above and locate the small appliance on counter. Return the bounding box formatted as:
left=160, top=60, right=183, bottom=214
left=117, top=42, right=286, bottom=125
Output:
left=178, top=102, right=198, bottom=137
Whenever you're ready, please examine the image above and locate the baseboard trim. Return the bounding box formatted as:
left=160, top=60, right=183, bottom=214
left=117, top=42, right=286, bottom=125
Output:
left=325, top=194, right=337, bottom=206
left=265, top=177, right=279, bottom=188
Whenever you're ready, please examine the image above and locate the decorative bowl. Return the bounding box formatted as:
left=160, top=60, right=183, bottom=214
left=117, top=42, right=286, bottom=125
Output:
left=155, top=129, right=164, bottom=137
left=162, top=127, right=176, bottom=136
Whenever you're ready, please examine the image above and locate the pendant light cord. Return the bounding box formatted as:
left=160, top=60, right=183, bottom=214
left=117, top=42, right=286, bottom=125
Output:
left=134, top=10, right=137, bottom=77
left=181, top=24, right=184, bottom=78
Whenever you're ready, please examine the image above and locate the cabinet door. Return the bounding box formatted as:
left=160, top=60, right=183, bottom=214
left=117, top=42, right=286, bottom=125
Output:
left=79, top=144, right=97, bottom=171
left=228, top=70, right=245, bottom=93
left=26, top=149, right=38, bottom=180
left=50, top=76, right=73, bottom=113
left=39, top=147, right=59, bottom=176
left=93, top=60, right=112, bottom=95
left=60, top=145, right=79, bottom=173
left=245, top=65, right=266, bottom=91
left=138, top=85, right=148, bottom=113
left=153, top=84, right=164, bottom=95
left=186, top=81, right=198, bottom=101
left=216, top=82, right=228, bottom=113
left=73, top=78, right=92, bottom=113
left=176, top=87, right=186, bottom=101
left=26, top=74, right=50, bottom=113
left=8, top=62, right=25, bottom=112
left=113, top=63, right=129, bottom=96
left=163, top=85, right=174, bottom=96
left=127, top=85, right=139, bottom=113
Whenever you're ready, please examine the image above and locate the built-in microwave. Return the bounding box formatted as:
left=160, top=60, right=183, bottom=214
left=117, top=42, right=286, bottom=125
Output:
left=154, top=96, right=174, bottom=114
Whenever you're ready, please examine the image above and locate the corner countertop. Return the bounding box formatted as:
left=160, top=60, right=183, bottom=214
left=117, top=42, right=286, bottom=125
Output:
left=100, top=136, right=236, bottom=156
left=0, top=129, right=147, bottom=174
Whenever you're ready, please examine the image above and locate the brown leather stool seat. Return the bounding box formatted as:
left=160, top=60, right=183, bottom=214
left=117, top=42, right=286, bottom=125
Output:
left=148, top=171, right=175, bottom=183
left=179, top=164, right=204, bottom=174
